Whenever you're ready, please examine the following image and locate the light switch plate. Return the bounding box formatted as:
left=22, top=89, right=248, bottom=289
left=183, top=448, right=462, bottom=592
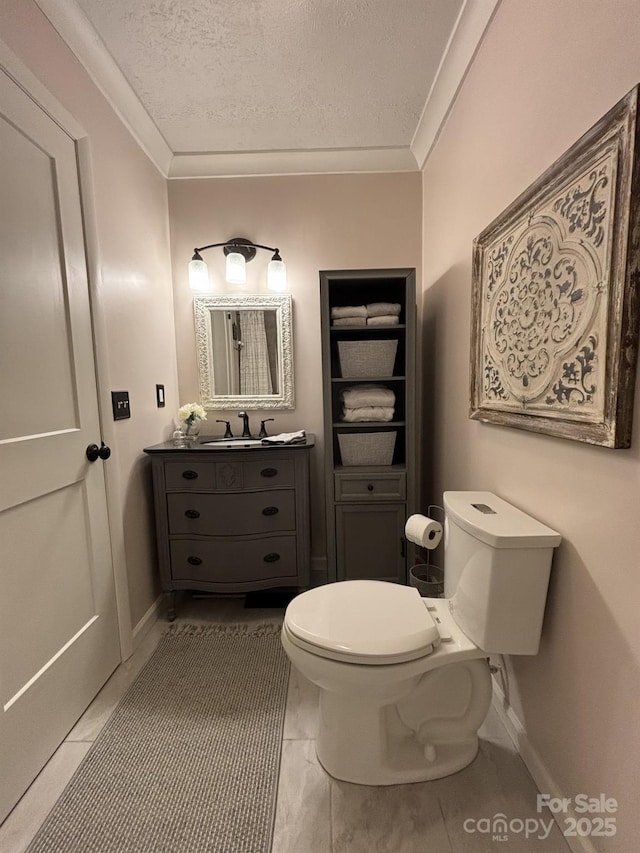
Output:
left=156, top=384, right=165, bottom=408
left=111, top=391, right=131, bottom=420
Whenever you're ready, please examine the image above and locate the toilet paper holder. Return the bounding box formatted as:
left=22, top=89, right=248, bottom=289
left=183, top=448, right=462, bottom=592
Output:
left=405, top=506, right=444, bottom=550
left=408, top=505, right=444, bottom=596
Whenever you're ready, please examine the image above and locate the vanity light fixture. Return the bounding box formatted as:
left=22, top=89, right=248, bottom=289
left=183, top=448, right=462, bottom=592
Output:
left=188, top=237, right=287, bottom=292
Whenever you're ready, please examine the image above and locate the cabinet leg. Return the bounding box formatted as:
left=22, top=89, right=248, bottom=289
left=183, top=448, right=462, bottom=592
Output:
left=165, top=591, right=176, bottom=622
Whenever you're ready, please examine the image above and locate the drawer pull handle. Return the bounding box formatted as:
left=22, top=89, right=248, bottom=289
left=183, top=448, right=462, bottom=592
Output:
left=260, top=467, right=278, bottom=478
left=185, top=509, right=200, bottom=519
left=182, top=470, right=198, bottom=480
left=367, top=483, right=374, bottom=492
left=262, top=506, right=279, bottom=516
left=263, top=552, right=280, bottom=563
left=187, top=556, right=202, bottom=566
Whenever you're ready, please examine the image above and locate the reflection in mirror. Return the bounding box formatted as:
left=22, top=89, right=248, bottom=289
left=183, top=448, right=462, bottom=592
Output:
left=194, top=294, right=294, bottom=410
left=210, top=309, right=279, bottom=395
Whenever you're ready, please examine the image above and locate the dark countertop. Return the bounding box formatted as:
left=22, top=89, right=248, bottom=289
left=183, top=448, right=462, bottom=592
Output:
left=143, top=433, right=315, bottom=453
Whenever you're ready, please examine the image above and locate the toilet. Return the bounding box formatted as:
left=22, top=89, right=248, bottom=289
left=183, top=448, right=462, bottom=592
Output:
left=281, top=491, right=561, bottom=785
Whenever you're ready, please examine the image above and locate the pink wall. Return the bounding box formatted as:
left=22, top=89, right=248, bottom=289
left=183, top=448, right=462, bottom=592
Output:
left=0, top=1, right=179, bottom=628
left=168, top=173, right=422, bottom=566
left=421, top=0, right=640, bottom=848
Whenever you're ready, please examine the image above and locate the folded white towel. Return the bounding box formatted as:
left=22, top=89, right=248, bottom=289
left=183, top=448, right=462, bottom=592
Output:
left=261, top=430, right=306, bottom=445
left=366, top=302, right=401, bottom=317
left=340, top=384, right=395, bottom=408
left=341, top=406, right=395, bottom=422
left=367, top=315, right=399, bottom=326
left=331, top=305, right=367, bottom=319
left=333, top=317, right=367, bottom=327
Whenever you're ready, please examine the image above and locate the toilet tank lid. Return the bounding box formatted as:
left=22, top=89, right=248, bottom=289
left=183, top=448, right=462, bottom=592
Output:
left=443, top=492, right=562, bottom=549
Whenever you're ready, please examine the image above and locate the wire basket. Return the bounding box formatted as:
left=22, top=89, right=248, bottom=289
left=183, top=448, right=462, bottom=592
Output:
left=409, top=564, right=444, bottom=597
left=338, top=339, right=398, bottom=378
left=338, top=431, right=397, bottom=466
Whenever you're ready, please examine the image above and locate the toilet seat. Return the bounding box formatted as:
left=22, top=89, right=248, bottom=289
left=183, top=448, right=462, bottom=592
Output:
left=284, top=580, right=441, bottom=665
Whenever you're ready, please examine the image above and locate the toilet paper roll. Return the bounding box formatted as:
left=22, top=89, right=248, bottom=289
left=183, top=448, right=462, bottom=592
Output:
left=405, top=514, right=443, bottom=550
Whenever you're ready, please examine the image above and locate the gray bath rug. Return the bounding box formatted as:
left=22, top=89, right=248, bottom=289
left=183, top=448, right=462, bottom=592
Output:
left=27, top=622, right=290, bottom=853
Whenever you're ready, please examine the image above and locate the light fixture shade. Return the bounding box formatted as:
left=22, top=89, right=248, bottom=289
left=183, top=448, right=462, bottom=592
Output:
left=225, top=251, right=246, bottom=284
left=267, top=258, right=287, bottom=291
left=188, top=257, right=210, bottom=291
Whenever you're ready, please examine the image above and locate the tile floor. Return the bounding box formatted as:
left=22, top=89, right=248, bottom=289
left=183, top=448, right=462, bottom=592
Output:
left=0, top=595, right=571, bottom=852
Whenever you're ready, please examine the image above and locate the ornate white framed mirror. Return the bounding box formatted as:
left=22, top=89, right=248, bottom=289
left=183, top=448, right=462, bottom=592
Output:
left=194, top=294, right=294, bottom=409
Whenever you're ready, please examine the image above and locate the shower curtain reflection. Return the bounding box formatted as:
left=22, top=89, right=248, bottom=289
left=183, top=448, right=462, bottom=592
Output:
left=239, top=310, right=274, bottom=395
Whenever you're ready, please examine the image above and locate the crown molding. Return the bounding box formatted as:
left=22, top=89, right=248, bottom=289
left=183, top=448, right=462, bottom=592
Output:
left=411, top=0, right=501, bottom=169
left=169, top=147, right=419, bottom=179
left=34, top=0, right=173, bottom=176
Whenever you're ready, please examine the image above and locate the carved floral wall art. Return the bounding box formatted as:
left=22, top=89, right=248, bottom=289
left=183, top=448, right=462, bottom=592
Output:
left=470, top=86, right=640, bottom=447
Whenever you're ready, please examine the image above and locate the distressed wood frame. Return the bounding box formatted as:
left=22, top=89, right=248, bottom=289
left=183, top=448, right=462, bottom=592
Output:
left=470, top=86, right=640, bottom=447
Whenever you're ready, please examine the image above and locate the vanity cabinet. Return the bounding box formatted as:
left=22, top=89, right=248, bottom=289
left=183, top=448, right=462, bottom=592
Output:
left=144, top=441, right=313, bottom=619
left=320, top=269, right=416, bottom=584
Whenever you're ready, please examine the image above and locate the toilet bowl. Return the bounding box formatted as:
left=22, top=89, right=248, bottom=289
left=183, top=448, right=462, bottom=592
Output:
left=281, top=491, right=561, bottom=786
left=282, top=580, right=492, bottom=785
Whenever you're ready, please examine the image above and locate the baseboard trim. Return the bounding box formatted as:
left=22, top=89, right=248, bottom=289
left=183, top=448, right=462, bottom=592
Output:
left=131, top=595, right=162, bottom=653
left=491, top=679, right=598, bottom=853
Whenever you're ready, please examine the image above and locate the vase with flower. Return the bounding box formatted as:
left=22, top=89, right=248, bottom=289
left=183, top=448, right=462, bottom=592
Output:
left=173, top=402, right=207, bottom=446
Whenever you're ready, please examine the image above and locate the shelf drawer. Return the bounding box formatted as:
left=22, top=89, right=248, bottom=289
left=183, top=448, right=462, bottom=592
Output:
left=334, top=471, right=406, bottom=502
left=170, top=536, right=297, bottom=583
left=167, top=490, right=295, bottom=535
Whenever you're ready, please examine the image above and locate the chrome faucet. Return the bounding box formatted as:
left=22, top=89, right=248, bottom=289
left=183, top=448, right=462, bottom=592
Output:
left=237, top=411, right=251, bottom=438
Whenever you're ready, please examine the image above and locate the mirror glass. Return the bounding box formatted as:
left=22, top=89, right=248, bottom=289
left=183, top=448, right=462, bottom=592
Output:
left=194, top=294, right=294, bottom=409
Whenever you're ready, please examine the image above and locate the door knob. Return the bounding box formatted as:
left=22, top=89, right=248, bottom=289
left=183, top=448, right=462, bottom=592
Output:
left=86, top=441, right=111, bottom=462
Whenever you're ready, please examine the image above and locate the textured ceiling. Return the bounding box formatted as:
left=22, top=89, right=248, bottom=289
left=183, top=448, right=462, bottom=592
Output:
left=74, top=0, right=465, bottom=154
left=34, top=0, right=498, bottom=175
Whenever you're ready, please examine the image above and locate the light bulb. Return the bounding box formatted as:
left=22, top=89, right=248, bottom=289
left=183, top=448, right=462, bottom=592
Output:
left=188, top=257, right=210, bottom=291
left=225, top=252, right=246, bottom=284
left=267, top=256, right=287, bottom=291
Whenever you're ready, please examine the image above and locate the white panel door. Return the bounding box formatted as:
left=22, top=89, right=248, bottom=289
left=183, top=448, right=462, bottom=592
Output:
left=0, top=68, right=120, bottom=820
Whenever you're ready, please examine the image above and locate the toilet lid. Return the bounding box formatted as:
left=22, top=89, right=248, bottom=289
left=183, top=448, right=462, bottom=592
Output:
left=284, top=580, right=440, bottom=663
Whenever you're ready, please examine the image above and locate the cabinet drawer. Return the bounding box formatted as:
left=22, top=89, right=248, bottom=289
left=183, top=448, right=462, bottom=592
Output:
left=243, top=458, right=294, bottom=488
left=164, top=458, right=294, bottom=491
left=170, top=536, right=297, bottom=583
left=165, top=461, right=216, bottom=491
left=334, top=471, right=406, bottom=502
left=167, top=490, right=295, bottom=535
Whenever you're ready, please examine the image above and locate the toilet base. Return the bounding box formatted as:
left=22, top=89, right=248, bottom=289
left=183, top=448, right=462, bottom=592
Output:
left=317, top=734, right=480, bottom=785
left=315, top=687, right=482, bottom=785
left=281, top=619, right=493, bottom=786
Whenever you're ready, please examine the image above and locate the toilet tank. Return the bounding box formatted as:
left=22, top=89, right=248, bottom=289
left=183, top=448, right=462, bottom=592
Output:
left=443, top=492, right=561, bottom=655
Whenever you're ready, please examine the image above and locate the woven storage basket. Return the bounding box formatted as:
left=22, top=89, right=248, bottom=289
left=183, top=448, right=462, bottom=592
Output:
left=338, top=339, right=398, bottom=378
left=338, top=431, right=397, bottom=466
